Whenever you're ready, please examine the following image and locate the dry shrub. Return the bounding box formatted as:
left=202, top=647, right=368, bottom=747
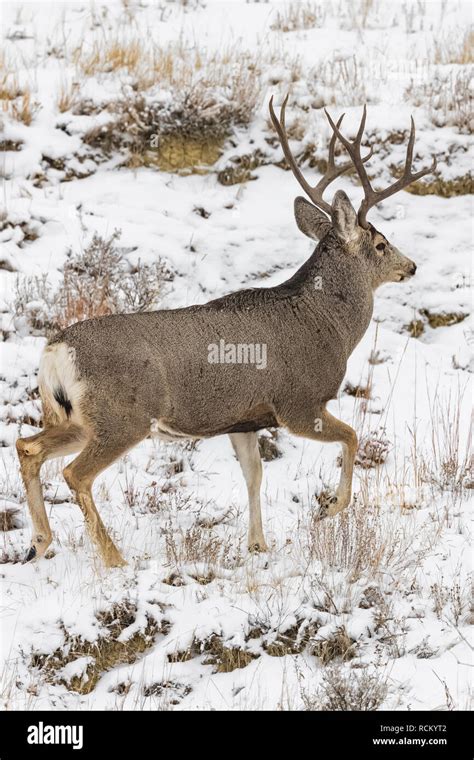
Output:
left=308, top=500, right=425, bottom=580
left=78, top=40, right=270, bottom=170
left=336, top=432, right=390, bottom=469
left=217, top=149, right=268, bottom=186
left=73, top=39, right=143, bottom=76
left=405, top=174, right=473, bottom=198
left=431, top=28, right=474, bottom=65
left=143, top=680, right=192, bottom=703
left=86, top=79, right=260, bottom=171
left=164, top=521, right=240, bottom=572
left=58, top=231, right=172, bottom=324
left=420, top=384, right=472, bottom=493
left=169, top=634, right=256, bottom=673
left=407, top=317, right=425, bottom=337
left=354, top=433, right=390, bottom=469
left=0, top=509, right=22, bottom=531
left=1, top=67, right=40, bottom=123
left=202, top=635, right=257, bottom=673
left=310, top=627, right=356, bottom=664
left=420, top=309, right=468, bottom=329
left=303, top=664, right=388, bottom=711
left=407, top=68, right=473, bottom=134
left=31, top=602, right=163, bottom=695
left=13, top=231, right=173, bottom=336
left=56, top=81, right=80, bottom=113
left=307, top=54, right=372, bottom=107
left=0, top=52, right=21, bottom=100
left=258, top=431, right=282, bottom=461
left=271, top=1, right=326, bottom=32
left=0, top=139, right=22, bottom=152
left=260, top=620, right=320, bottom=657
left=0, top=210, right=41, bottom=247
left=13, top=274, right=55, bottom=334
left=344, top=382, right=371, bottom=399
left=430, top=581, right=461, bottom=622
left=0, top=72, right=22, bottom=101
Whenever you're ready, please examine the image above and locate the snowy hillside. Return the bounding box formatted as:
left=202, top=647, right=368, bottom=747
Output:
left=0, top=0, right=472, bottom=711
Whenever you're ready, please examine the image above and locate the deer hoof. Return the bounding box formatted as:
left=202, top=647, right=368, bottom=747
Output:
left=23, top=545, right=37, bottom=563
left=315, top=491, right=339, bottom=520
left=248, top=540, right=269, bottom=553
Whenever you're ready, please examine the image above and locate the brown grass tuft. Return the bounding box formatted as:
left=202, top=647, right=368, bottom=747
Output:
left=270, top=1, right=326, bottom=32
left=344, top=382, right=371, bottom=399
left=73, top=39, right=142, bottom=76
left=432, top=28, right=474, bottom=65
left=0, top=509, right=22, bottom=531
left=258, top=431, right=282, bottom=461
left=56, top=81, right=80, bottom=113
left=32, top=603, right=163, bottom=694
left=310, top=627, right=356, bottom=664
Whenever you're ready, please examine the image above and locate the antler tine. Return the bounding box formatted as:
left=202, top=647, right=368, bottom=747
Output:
left=405, top=117, right=415, bottom=172
left=269, top=96, right=372, bottom=217
left=325, top=106, right=437, bottom=228
left=316, top=112, right=373, bottom=195
left=327, top=114, right=346, bottom=170
left=269, top=94, right=330, bottom=213
left=325, top=106, right=373, bottom=210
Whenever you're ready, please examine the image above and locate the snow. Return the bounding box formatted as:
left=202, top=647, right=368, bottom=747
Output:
left=0, top=0, right=472, bottom=711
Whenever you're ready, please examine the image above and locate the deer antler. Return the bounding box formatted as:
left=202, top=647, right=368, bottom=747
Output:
left=324, top=106, right=437, bottom=229
left=269, top=94, right=373, bottom=217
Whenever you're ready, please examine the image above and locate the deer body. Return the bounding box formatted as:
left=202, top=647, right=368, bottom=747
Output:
left=16, top=100, right=434, bottom=567
left=46, top=233, right=373, bottom=439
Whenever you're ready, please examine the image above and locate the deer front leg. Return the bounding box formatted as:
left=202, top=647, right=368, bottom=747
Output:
left=284, top=407, right=358, bottom=520
left=315, top=409, right=357, bottom=519
left=229, top=432, right=268, bottom=552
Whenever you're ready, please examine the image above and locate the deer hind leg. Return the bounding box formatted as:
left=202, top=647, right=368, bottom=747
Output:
left=229, top=432, right=268, bottom=552
left=285, top=407, right=358, bottom=520
left=62, top=431, right=147, bottom=568
left=16, top=423, right=86, bottom=561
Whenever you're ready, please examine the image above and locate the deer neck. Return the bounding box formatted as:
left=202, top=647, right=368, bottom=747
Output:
left=285, top=236, right=374, bottom=354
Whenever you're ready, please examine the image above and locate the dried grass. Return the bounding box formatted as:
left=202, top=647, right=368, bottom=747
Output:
left=420, top=382, right=472, bottom=493
left=431, top=28, right=474, bottom=65
left=163, top=520, right=240, bottom=573
left=5, top=90, right=40, bottom=126
left=303, top=664, right=388, bottom=711
left=31, top=603, right=162, bottom=694
left=12, top=231, right=173, bottom=336
left=56, top=81, right=80, bottom=113
left=73, top=39, right=143, bottom=76
left=258, top=431, right=282, bottom=461
left=0, top=509, right=22, bottom=531
left=76, top=39, right=276, bottom=170
left=307, top=499, right=428, bottom=581
left=407, top=68, right=473, bottom=135
left=270, top=2, right=326, bottom=33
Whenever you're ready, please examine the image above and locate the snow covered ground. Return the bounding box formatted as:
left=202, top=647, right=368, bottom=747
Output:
left=0, top=0, right=472, bottom=710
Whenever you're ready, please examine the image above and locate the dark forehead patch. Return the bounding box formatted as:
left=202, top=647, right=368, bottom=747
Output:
left=370, top=225, right=387, bottom=243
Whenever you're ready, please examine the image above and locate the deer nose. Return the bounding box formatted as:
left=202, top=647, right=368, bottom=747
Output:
left=410, top=263, right=417, bottom=275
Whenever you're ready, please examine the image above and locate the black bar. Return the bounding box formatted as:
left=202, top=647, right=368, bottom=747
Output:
left=0, top=710, right=470, bottom=758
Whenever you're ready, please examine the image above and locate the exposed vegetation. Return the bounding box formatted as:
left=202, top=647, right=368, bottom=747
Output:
left=31, top=603, right=163, bottom=695
left=12, top=231, right=173, bottom=336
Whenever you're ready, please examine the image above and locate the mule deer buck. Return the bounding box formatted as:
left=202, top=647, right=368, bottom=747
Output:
left=16, top=97, right=436, bottom=567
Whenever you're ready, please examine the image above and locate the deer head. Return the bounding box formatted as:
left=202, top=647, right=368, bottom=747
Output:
left=269, top=95, right=437, bottom=288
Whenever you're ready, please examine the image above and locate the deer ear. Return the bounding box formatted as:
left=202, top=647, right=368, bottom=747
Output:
left=294, top=197, right=331, bottom=241
left=331, top=190, right=360, bottom=243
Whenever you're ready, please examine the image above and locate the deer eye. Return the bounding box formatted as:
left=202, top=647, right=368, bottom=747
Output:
left=375, top=242, right=386, bottom=252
